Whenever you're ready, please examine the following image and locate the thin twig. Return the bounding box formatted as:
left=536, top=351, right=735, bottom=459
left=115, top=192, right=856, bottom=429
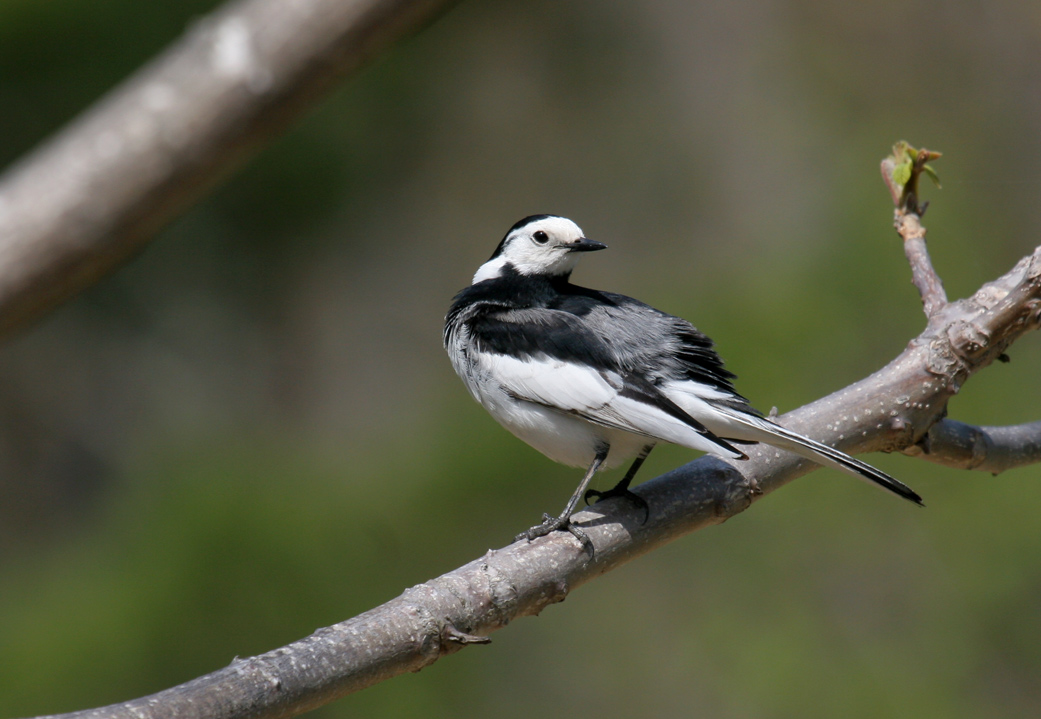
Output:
left=882, top=144, right=947, bottom=318
left=895, top=210, right=948, bottom=318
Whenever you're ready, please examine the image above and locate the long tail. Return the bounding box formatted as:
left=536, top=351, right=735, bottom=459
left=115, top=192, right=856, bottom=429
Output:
left=722, top=411, right=924, bottom=506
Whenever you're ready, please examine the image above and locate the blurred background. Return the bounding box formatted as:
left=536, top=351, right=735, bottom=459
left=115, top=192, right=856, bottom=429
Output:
left=1, top=0, right=1040, bottom=717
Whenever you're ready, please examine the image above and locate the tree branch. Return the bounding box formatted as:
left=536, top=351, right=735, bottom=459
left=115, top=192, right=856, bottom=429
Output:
left=0, top=0, right=460, bottom=339
left=27, top=236, right=1041, bottom=719
left=903, top=418, right=1041, bottom=473
left=882, top=144, right=948, bottom=317
left=896, top=210, right=948, bottom=318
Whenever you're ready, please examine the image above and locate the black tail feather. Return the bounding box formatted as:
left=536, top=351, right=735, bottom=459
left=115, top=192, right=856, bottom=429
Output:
left=729, top=413, right=924, bottom=506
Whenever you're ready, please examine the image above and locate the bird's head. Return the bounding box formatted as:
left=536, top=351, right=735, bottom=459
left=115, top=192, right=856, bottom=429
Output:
left=472, top=215, right=607, bottom=283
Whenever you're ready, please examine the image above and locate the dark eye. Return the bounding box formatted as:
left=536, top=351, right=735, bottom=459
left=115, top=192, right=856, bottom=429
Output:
left=532, top=230, right=549, bottom=244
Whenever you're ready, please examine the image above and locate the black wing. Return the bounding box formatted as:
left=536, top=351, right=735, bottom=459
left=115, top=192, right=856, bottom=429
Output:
left=551, top=286, right=743, bottom=398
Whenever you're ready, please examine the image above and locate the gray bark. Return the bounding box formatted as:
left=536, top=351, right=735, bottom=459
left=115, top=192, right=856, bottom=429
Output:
left=905, top=418, right=1041, bottom=473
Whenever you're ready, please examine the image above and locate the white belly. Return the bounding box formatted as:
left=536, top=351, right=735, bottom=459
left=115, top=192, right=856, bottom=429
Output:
left=447, top=327, right=650, bottom=469
left=480, top=389, right=648, bottom=469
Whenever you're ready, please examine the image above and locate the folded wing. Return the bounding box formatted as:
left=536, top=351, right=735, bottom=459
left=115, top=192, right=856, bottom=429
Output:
left=470, top=308, right=747, bottom=459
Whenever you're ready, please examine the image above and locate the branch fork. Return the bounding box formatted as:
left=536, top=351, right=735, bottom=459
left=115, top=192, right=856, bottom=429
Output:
left=881, top=143, right=1041, bottom=472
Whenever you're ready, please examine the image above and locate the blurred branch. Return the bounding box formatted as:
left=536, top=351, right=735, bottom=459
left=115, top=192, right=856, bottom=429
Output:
left=903, top=419, right=1041, bottom=473
left=29, top=220, right=1041, bottom=719
left=0, top=0, right=460, bottom=339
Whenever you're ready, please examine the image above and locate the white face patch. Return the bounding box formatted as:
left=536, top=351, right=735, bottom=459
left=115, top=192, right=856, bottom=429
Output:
left=472, top=216, right=590, bottom=281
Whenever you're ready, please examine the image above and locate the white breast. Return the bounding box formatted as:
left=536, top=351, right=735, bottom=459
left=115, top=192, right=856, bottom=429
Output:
left=447, top=324, right=645, bottom=468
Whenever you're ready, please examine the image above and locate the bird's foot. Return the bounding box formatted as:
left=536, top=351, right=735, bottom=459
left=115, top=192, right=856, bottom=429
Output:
left=515, top=513, right=593, bottom=555
left=584, top=485, right=650, bottom=523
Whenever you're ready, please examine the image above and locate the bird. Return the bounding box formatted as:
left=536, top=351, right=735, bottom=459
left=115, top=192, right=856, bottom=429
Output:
left=443, top=214, right=923, bottom=550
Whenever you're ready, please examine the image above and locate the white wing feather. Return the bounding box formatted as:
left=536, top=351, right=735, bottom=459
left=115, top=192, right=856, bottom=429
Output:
left=484, top=353, right=745, bottom=458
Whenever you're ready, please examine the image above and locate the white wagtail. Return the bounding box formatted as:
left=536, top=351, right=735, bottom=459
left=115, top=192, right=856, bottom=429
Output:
left=444, top=215, right=923, bottom=549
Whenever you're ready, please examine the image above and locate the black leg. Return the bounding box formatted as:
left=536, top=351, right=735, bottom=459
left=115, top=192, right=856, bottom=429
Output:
left=584, top=444, right=654, bottom=522
left=515, top=446, right=609, bottom=554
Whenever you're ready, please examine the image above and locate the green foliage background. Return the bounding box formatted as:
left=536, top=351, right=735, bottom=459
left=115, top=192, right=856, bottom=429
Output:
left=1, top=1, right=1040, bottom=717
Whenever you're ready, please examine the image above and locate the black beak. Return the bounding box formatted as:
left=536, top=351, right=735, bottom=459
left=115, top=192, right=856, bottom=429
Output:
left=567, top=237, right=608, bottom=253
